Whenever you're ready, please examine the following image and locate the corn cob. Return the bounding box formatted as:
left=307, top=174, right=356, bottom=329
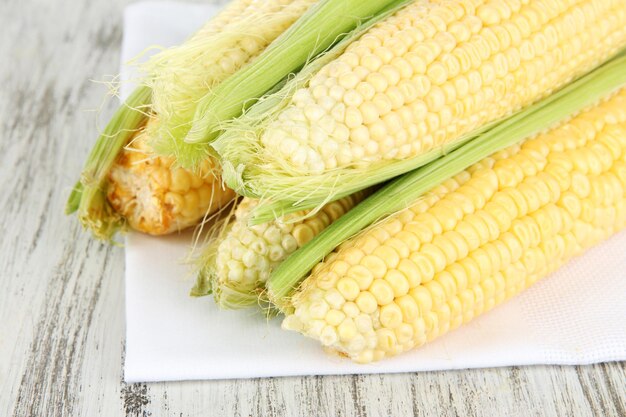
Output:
left=67, top=0, right=317, bottom=239
left=106, top=118, right=235, bottom=235
left=195, top=191, right=370, bottom=308
left=215, top=0, right=626, bottom=214
left=281, top=88, right=626, bottom=363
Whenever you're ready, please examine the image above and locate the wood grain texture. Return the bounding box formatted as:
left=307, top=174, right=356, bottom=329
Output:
left=0, top=0, right=624, bottom=416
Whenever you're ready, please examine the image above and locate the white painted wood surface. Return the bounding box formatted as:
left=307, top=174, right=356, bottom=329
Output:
left=0, top=0, right=624, bottom=415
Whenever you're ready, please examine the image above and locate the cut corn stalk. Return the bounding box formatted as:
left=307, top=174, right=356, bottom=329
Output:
left=214, top=0, right=626, bottom=217
left=281, top=86, right=626, bottom=363
left=193, top=190, right=370, bottom=309
left=267, top=50, right=626, bottom=307
left=67, top=0, right=317, bottom=239
left=184, top=0, right=411, bottom=144
left=106, top=117, right=235, bottom=235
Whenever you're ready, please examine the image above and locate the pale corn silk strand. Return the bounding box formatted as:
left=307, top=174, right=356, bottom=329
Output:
left=215, top=0, right=626, bottom=215
left=281, top=88, right=626, bottom=363
left=194, top=190, right=372, bottom=309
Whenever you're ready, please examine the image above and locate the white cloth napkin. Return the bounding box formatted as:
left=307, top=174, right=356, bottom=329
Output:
left=121, top=1, right=626, bottom=382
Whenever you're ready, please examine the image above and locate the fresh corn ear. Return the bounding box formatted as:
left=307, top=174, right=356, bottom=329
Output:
left=193, top=191, right=370, bottom=309
left=67, top=0, right=317, bottom=240
left=281, top=88, right=626, bottom=363
left=214, top=0, right=626, bottom=217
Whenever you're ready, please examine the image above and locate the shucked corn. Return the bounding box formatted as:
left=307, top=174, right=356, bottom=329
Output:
left=282, top=89, right=626, bottom=363
left=200, top=191, right=369, bottom=308
left=106, top=119, right=234, bottom=235
left=217, top=0, right=626, bottom=206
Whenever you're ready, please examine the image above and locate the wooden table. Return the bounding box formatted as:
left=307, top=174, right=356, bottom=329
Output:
left=1, top=0, right=624, bottom=415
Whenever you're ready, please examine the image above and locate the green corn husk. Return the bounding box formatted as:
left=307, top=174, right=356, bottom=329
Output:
left=185, top=0, right=412, bottom=145
left=266, top=50, right=626, bottom=311
left=66, top=86, right=151, bottom=241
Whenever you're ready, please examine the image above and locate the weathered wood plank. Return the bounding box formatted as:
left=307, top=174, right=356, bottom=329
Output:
left=0, top=1, right=133, bottom=415
left=0, top=1, right=624, bottom=416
